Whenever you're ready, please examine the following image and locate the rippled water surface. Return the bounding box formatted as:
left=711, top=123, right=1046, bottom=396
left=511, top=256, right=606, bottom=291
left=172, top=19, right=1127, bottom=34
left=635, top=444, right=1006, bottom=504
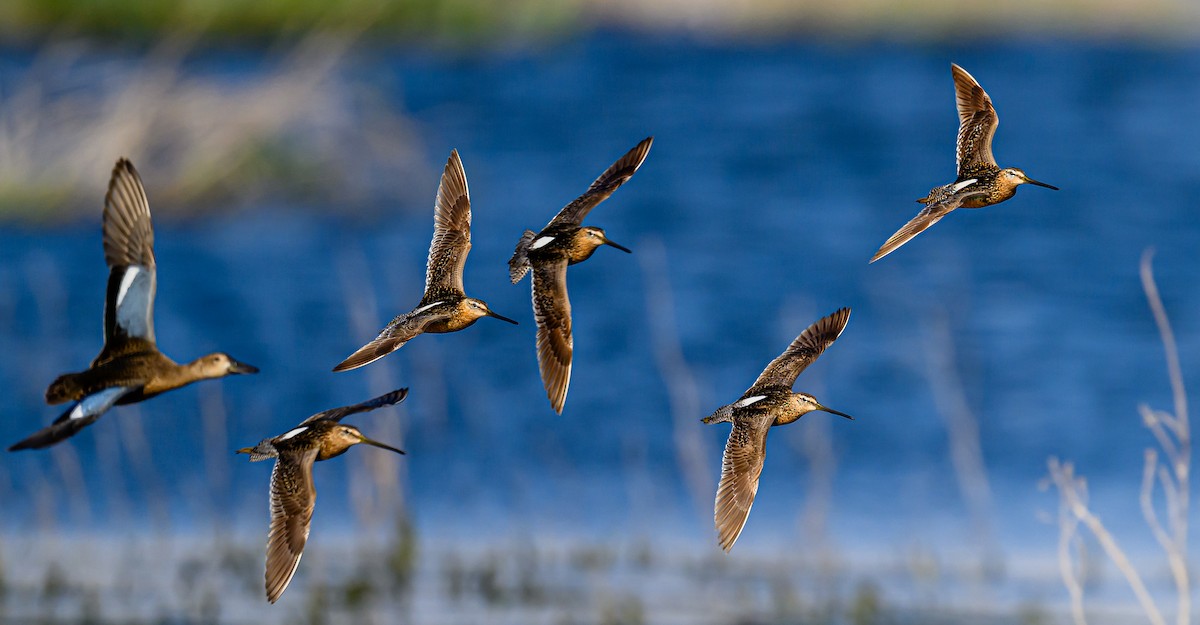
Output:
left=2, top=36, right=1198, bottom=567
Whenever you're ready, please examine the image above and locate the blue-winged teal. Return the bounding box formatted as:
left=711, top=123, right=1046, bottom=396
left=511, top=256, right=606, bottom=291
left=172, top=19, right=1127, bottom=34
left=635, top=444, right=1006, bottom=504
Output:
left=8, top=159, right=258, bottom=452
left=870, top=64, right=1058, bottom=263
left=702, top=308, right=854, bottom=551
left=508, top=137, right=652, bottom=413
left=334, top=150, right=516, bottom=372
left=237, top=388, right=408, bottom=603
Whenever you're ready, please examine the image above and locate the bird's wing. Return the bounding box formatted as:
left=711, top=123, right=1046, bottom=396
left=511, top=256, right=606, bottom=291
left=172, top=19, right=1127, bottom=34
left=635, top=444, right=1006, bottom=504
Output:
left=422, top=150, right=472, bottom=304
left=869, top=189, right=984, bottom=263
left=548, top=137, right=653, bottom=227
left=531, top=259, right=573, bottom=414
left=8, top=386, right=138, bottom=451
left=101, top=158, right=157, bottom=345
left=748, top=308, right=851, bottom=393
left=301, top=388, right=410, bottom=425
left=332, top=312, right=446, bottom=372
left=714, top=414, right=773, bottom=551
left=265, top=447, right=318, bottom=604
left=951, top=64, right=999, bottom=176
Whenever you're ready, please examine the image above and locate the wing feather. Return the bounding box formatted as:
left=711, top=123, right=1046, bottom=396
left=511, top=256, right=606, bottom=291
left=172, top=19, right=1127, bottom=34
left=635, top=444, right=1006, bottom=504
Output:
left=332, top=313, right=445, bottom=372
left=102, top=159, right=157, bottom=344
left=531, top=260, right=573, bottom=414
left=548, top=137, right=652, bottom=227
left=749, top=308, right=851, bottom=393
left=301, top=388, right=410, bottom=425
left=423, top=150, right=472, bottom=303
left=714, top=416, right=772, bottom=551
left=951, top=64, right=999, bottom=176
left=265, top=448, right=318, bottom=603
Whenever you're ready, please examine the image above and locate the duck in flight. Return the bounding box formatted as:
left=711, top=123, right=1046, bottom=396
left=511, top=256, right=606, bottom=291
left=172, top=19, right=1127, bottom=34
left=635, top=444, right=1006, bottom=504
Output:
left=702, top=308, right=854, bottom=551
left=237, top=388, right=408, bottom=603
left=333, top=150, right=517, bottom=372
left=870, top=64, right=1058, bottom=263
left=508, top=137, right=652, bottom=414
left=9, top=159, right=258, bottom=452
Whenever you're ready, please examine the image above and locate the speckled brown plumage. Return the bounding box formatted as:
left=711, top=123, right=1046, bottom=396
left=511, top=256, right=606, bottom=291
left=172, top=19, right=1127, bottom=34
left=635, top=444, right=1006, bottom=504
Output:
left=508, top=137, right=652, bottom=413
left=871, top=64, right=1058, bottom=263
left=238, top=389, right=408, bottom=603
left=702, top=308, right=854, bottom=552
left=334, top=150, right=516, bottom=372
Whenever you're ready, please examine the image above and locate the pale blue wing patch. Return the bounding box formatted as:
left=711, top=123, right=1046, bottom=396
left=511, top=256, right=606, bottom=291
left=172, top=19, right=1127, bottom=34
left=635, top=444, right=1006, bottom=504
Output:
left=107, top=264, right=157, bottom=342
left=68, top=387, right=133, bottom=421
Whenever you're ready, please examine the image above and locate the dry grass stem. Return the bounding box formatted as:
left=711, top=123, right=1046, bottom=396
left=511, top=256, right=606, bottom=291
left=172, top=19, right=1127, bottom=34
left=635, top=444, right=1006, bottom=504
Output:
left=637, top=237, right=713, bottom=524
left=1046, top=249, right=1189, bottom=625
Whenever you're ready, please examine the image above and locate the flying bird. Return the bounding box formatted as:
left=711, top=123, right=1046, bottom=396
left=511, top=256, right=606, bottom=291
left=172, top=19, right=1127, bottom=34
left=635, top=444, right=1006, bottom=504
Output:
left=508, top=137, right=652, bottom=413
left=871, top=64, right=1058, bottom=263
left=238, top=388, right=409, bottom=603
left=9, top=159, right=257, bottom=452
left=334, top=150, right=517, bottom=372
left=702, top=308, right=854, bottom=551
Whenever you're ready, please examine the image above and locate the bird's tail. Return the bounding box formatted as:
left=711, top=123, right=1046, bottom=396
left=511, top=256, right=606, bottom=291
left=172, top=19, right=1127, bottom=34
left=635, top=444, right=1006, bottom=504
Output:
left=508, top=230, right=536, bottom=284
left=701, top=405, right=734, bottom=424
left=44, top=373, right=84, bottom=405
left=236, top=443, right=276, bottom=462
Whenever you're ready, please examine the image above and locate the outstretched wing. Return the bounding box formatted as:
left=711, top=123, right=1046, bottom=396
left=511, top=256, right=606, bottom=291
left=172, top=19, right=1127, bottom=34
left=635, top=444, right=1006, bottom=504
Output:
left=548, top=137, right=653, bottom=227
left=265, top=447, right=318, bottom=604
left=869, top=186, right=987, bottom=263
left=300, top=388, right=410, bottom=425
left=422, top=150, right=472, bottom=304
left=8, top=386, right=137, bottom=451
left=332, top=312, right=447, bottom=372
left=714, top=415, right=772, bottom=551
left=748, top=308, right=851, bottom=393
left=101, top=158, right=157, bottom=348
left=531, top=259, right=573, bottom=414
left=951, top=64, right=999, bottom=176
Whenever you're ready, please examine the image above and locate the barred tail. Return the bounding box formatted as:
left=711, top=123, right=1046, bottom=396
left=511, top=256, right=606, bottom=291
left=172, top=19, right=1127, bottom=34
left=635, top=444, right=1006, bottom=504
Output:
left=508, top=230, right=536, bottom=284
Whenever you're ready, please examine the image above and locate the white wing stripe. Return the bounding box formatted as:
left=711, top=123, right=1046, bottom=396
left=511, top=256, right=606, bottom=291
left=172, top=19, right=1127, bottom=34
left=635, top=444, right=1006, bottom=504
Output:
left=734, top=395, right=767, bottom=408
left=413, top=301, right=444, bottom=314
left=279, top=427, right=308, bottom=441
left=951, top=178, right=978, bottom=193
left=116, top=266, right=141, bottom=309
left=531, top=236, right=555, bottom=249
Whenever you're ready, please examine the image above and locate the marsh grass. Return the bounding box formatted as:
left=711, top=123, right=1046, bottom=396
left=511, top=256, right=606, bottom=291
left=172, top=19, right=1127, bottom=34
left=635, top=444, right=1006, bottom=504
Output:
left=0, top=29, right=425, bottom=221
left=1045, top=249, right=1191, bottom=625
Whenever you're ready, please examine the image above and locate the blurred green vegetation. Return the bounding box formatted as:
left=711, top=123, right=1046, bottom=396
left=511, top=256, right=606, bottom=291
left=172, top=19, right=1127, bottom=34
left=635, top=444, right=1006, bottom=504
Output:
left=0, top=0, right=583, bottom=44
left=3, top=0, right=1195, bottom=45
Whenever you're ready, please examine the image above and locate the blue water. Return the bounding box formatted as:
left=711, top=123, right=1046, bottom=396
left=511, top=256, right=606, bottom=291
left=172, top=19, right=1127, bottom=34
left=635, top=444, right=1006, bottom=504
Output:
left=1, top=35, right=1198, bottom=560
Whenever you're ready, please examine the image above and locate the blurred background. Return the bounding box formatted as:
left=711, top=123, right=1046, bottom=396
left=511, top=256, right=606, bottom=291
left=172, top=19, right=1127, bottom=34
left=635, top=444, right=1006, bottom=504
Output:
left=1, top=1, right=1199, bottom=623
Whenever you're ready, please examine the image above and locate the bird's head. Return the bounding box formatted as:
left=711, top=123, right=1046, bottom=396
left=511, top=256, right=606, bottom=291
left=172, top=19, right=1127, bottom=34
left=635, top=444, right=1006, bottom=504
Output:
left=795, top=392, right=855, bottom=421
left=579, top=227, right=631, bottom=255
left=463, top=298, right=518, bottom=325
left=332, top=424, right=405, bottom=456
left=1002, top=168, right=1058, bottom=191
left=195, top=353, right=259, bottom=378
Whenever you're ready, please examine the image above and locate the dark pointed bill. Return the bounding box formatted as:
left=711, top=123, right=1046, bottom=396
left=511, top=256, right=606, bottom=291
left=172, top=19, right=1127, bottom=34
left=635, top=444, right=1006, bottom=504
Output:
left=230, top=358, right=260, bottom=374
left=486, top=310, right=520, bottom=325
left=359, top=436, right=405, bottom=455
left=1024, top=176, right=1058, bottom=190
left=818, top=405, right=855, bottom=421
left=603, top=238, right=632, bottom=253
